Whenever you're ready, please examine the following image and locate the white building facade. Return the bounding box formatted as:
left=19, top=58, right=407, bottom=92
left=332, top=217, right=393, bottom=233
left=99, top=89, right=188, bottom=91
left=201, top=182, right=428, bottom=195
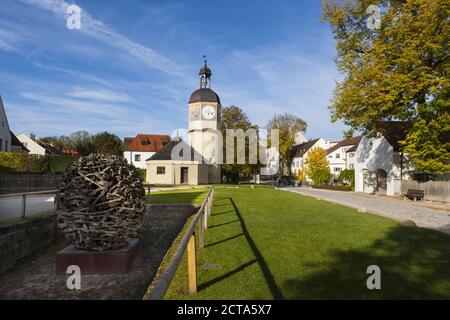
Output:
left=354, top=124, right=414, bottom=196
left=17, top=133, right=46, bottom=155
left=0, top=96, right=11, bottom=152
left=123, top=134, right=171, bottom=169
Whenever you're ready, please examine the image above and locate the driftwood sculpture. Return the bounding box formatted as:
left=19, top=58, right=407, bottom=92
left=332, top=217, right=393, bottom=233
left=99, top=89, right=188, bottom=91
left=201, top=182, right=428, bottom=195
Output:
left=55, top=154, right=145, bottom=251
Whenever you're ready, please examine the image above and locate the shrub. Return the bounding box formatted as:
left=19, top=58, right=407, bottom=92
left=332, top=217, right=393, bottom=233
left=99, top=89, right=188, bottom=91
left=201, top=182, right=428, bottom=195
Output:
left=49, top=155, right=79, bottom=173
left=0, top=153, right=78, bottom=174
left=313, top=184, right=352, bottom=191
left=339, top=169, right=355, bottom=187
left=0, top=153, right=48, bottom=174
left=137, top=168, right=147, bottom=183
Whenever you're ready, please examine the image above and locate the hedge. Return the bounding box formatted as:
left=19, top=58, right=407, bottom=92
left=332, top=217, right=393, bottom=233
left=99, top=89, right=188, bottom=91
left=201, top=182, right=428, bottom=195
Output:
left=0, top=153, right=78, bottom=174
left=313, top=184, right=352, bottom=192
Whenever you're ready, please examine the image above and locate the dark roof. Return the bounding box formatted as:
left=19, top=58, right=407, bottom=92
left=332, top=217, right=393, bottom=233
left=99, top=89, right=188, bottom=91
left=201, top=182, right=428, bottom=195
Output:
left=123, top=134, right=171, bottom=152
left=10, top=131, right=29, bottom=152
left=291, top=138, right=320, bottom=158
left=189, top=88, right=221, bottom=104
left=346, top=144, right=358, bottom=153
left=147, top=140, right=206, bottom=162
left=326, top=135, right=362, bottom=154
left=36, top=140, right=62, bottom=155
left=378, top=121, right=410, bottom=152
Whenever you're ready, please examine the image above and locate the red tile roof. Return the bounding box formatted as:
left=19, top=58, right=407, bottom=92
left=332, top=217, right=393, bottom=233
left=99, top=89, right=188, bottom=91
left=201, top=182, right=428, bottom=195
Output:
left=123, top=134, right=171, bottom=152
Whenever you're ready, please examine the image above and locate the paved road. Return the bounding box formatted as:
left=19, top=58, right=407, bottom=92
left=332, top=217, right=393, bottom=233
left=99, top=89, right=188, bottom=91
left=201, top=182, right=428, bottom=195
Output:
left=0, top=194, right=55, bottom=222
left=284, top=187, right=450, bottom=234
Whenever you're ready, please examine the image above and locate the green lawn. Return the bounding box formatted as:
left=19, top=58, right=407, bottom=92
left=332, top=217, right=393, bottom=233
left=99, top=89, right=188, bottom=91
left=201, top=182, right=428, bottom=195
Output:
left=149, top=188, right=208, bottom=205
left=164, top=185, right=450, bottom=299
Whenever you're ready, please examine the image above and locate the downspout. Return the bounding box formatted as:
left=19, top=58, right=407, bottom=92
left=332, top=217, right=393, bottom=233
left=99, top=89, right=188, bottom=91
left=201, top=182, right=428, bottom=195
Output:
left=400, top=151, right=403, bottom=180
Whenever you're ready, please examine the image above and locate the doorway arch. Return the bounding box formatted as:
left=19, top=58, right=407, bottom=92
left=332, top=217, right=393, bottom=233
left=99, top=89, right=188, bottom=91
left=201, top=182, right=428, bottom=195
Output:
left=376, top=169, right=387, bottom=195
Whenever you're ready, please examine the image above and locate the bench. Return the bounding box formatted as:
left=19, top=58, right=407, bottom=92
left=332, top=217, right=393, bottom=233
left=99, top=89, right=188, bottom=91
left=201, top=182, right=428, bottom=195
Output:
left=403, top=189, right=425, bottom=201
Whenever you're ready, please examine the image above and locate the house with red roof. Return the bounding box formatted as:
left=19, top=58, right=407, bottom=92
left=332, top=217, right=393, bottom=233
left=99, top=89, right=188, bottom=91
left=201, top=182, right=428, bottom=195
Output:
left=123, top=134, right=171, bottom=169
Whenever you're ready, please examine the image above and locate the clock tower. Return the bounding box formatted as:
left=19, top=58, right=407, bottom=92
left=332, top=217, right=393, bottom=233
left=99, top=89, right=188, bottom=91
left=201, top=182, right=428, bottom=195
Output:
left=188, top=58, right=221, bottom=183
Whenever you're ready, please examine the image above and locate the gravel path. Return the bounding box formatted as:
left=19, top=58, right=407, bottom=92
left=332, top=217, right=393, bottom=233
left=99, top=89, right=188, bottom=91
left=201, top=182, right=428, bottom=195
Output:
left=0, top=206, right=195, bottom=300
left=284, top=187, right=450, bottom=235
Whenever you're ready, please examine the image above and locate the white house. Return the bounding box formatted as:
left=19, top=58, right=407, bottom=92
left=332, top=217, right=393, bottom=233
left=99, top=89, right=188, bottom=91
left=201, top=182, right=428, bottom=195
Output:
left=326, top=135, right=362, bottom=183
left=291, top=138, right=334, bottom=180
left=0, top=96, right=11, bottom=152
left=354, top=122, right=414, bottom=196
left=17, top=133, right=62, bottom=155
left=123, top=134, right=171, bottom=169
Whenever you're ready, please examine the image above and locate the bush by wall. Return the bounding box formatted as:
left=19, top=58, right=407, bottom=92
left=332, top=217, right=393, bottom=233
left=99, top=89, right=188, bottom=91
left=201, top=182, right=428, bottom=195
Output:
left=0, top=153, right=78, bottom=174
left=48, top=155, right=79, bottom=173
left=313, top=184, right=352, bottom=191
left=137, top=168, right=147, bottom=183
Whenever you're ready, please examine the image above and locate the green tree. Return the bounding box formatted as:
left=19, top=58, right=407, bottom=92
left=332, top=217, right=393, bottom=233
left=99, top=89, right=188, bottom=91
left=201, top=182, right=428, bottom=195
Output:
left=322, top=0, right=450, bottom=175
left=220, top=105, right=260, bottom=183
left=267, top=113, right=307, bottom=178
left=70, top=130, right=94, bottom=156
left=40, top=135, right=73, bottom=151
left=339, top=169, right=355, bottom=187
left=92, top=131, right=123, bottom=156
left=306, top=147, right=331, bottom=186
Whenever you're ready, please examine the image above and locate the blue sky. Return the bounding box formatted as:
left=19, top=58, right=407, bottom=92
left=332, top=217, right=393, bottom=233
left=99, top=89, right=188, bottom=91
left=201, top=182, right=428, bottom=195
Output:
left=0, top=0, right=347, bottom=140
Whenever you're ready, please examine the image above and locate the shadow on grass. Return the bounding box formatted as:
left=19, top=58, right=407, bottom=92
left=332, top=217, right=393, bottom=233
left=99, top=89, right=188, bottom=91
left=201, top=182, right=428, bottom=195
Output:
left=205, top=233, right=244, bottom=248
left=209, top=220, right=239, bottom=229
left=198, top=259, right=258, bottom=291
left=229, top=198, right=285, bottom=300
left=282, top=225, right=450, bottom=299
left=198, top=196, right=284, bottom=299
left=211, top=210, right=236, bottom=217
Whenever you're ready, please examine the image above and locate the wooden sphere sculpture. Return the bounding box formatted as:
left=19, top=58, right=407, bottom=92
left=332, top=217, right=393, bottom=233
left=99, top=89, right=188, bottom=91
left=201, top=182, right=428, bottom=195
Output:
left=55, top=154, right=146, bottom=251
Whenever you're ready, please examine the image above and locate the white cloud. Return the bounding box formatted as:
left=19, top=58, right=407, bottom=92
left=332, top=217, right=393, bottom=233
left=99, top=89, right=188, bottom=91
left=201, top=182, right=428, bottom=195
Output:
left=0, top=28, right=20, bottom=52
left=20, top=0, right=185, bottom=76
left=67, top=88, right=132, bottom=103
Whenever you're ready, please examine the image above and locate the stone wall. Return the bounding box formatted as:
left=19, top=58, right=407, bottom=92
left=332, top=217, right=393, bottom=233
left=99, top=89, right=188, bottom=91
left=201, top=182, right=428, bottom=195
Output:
left=0, top=215, right=57, bottom=273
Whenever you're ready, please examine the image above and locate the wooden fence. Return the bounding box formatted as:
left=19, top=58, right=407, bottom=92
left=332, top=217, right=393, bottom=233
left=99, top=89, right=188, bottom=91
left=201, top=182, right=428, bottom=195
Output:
left=0, top=174, right=62, bottom=195
left=145, top=187, right=214, bottom=299
left=401, top=180, right=450, bottom=202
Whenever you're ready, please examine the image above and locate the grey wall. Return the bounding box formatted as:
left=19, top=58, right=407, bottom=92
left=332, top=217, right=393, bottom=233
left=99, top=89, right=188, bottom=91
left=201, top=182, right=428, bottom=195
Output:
left=0, top=215, right=57, bottom=274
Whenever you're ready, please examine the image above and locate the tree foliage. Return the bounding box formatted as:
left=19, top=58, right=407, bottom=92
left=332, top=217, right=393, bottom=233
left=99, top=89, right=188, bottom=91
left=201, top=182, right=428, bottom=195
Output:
left=322, top=0, right=450, bottom=174
left=220, top=105, right=260, bottom=183
left=92, top=132, right=123, bottom=156
left=306, top=147, right=331, bottom=186
left=267, top=113, right=307, bottom=176
left=339, top=169, right=355, bottom=187
left=41, top=131, right=124, bottom=157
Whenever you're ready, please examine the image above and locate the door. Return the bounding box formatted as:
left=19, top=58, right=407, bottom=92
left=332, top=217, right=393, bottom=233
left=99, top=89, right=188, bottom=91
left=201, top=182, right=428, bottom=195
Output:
left=181, top=167, right=189, bottom=184
left=376, top=169, right=387, bottom=195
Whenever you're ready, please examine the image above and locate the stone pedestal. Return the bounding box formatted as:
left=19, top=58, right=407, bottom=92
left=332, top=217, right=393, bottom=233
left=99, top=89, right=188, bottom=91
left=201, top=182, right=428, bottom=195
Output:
left=56, top=238, right=140, bottom=275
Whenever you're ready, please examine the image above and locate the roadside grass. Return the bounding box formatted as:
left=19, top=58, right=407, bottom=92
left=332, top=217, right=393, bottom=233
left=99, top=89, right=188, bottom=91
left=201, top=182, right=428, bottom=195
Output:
left=149, top=188, right=208, bottom=205
left=164, top=185, right=450, bottom=299
left=0, top=210, right=54, bottom=225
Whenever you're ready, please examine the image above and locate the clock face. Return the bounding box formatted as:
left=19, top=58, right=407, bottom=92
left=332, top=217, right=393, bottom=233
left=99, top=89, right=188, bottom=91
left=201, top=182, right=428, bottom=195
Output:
left=202, top=105, right=216, bottom=120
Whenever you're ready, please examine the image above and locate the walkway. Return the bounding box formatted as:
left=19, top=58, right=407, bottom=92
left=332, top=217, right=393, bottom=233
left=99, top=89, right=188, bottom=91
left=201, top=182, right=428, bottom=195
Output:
left=284, top=187, right=450, bottom=234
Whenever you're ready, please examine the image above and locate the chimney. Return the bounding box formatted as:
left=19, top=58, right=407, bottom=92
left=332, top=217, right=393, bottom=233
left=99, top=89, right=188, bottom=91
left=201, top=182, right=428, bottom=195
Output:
left=30, top=133, right=36, bottom=141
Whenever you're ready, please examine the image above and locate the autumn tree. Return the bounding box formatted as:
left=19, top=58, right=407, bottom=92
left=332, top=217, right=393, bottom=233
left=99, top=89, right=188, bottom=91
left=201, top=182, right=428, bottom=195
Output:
left=267, top=113, right=307, bottom=178
left=305, top=147, right=331, bottom=186
left=220, top=105, right=260, bottom=183
left=322, top=0, right=450, bottom=175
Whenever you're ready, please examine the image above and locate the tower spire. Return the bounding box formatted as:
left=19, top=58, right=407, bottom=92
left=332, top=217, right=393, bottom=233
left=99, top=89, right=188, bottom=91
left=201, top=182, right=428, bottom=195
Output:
left=199, top=55, right=212, bottom=89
